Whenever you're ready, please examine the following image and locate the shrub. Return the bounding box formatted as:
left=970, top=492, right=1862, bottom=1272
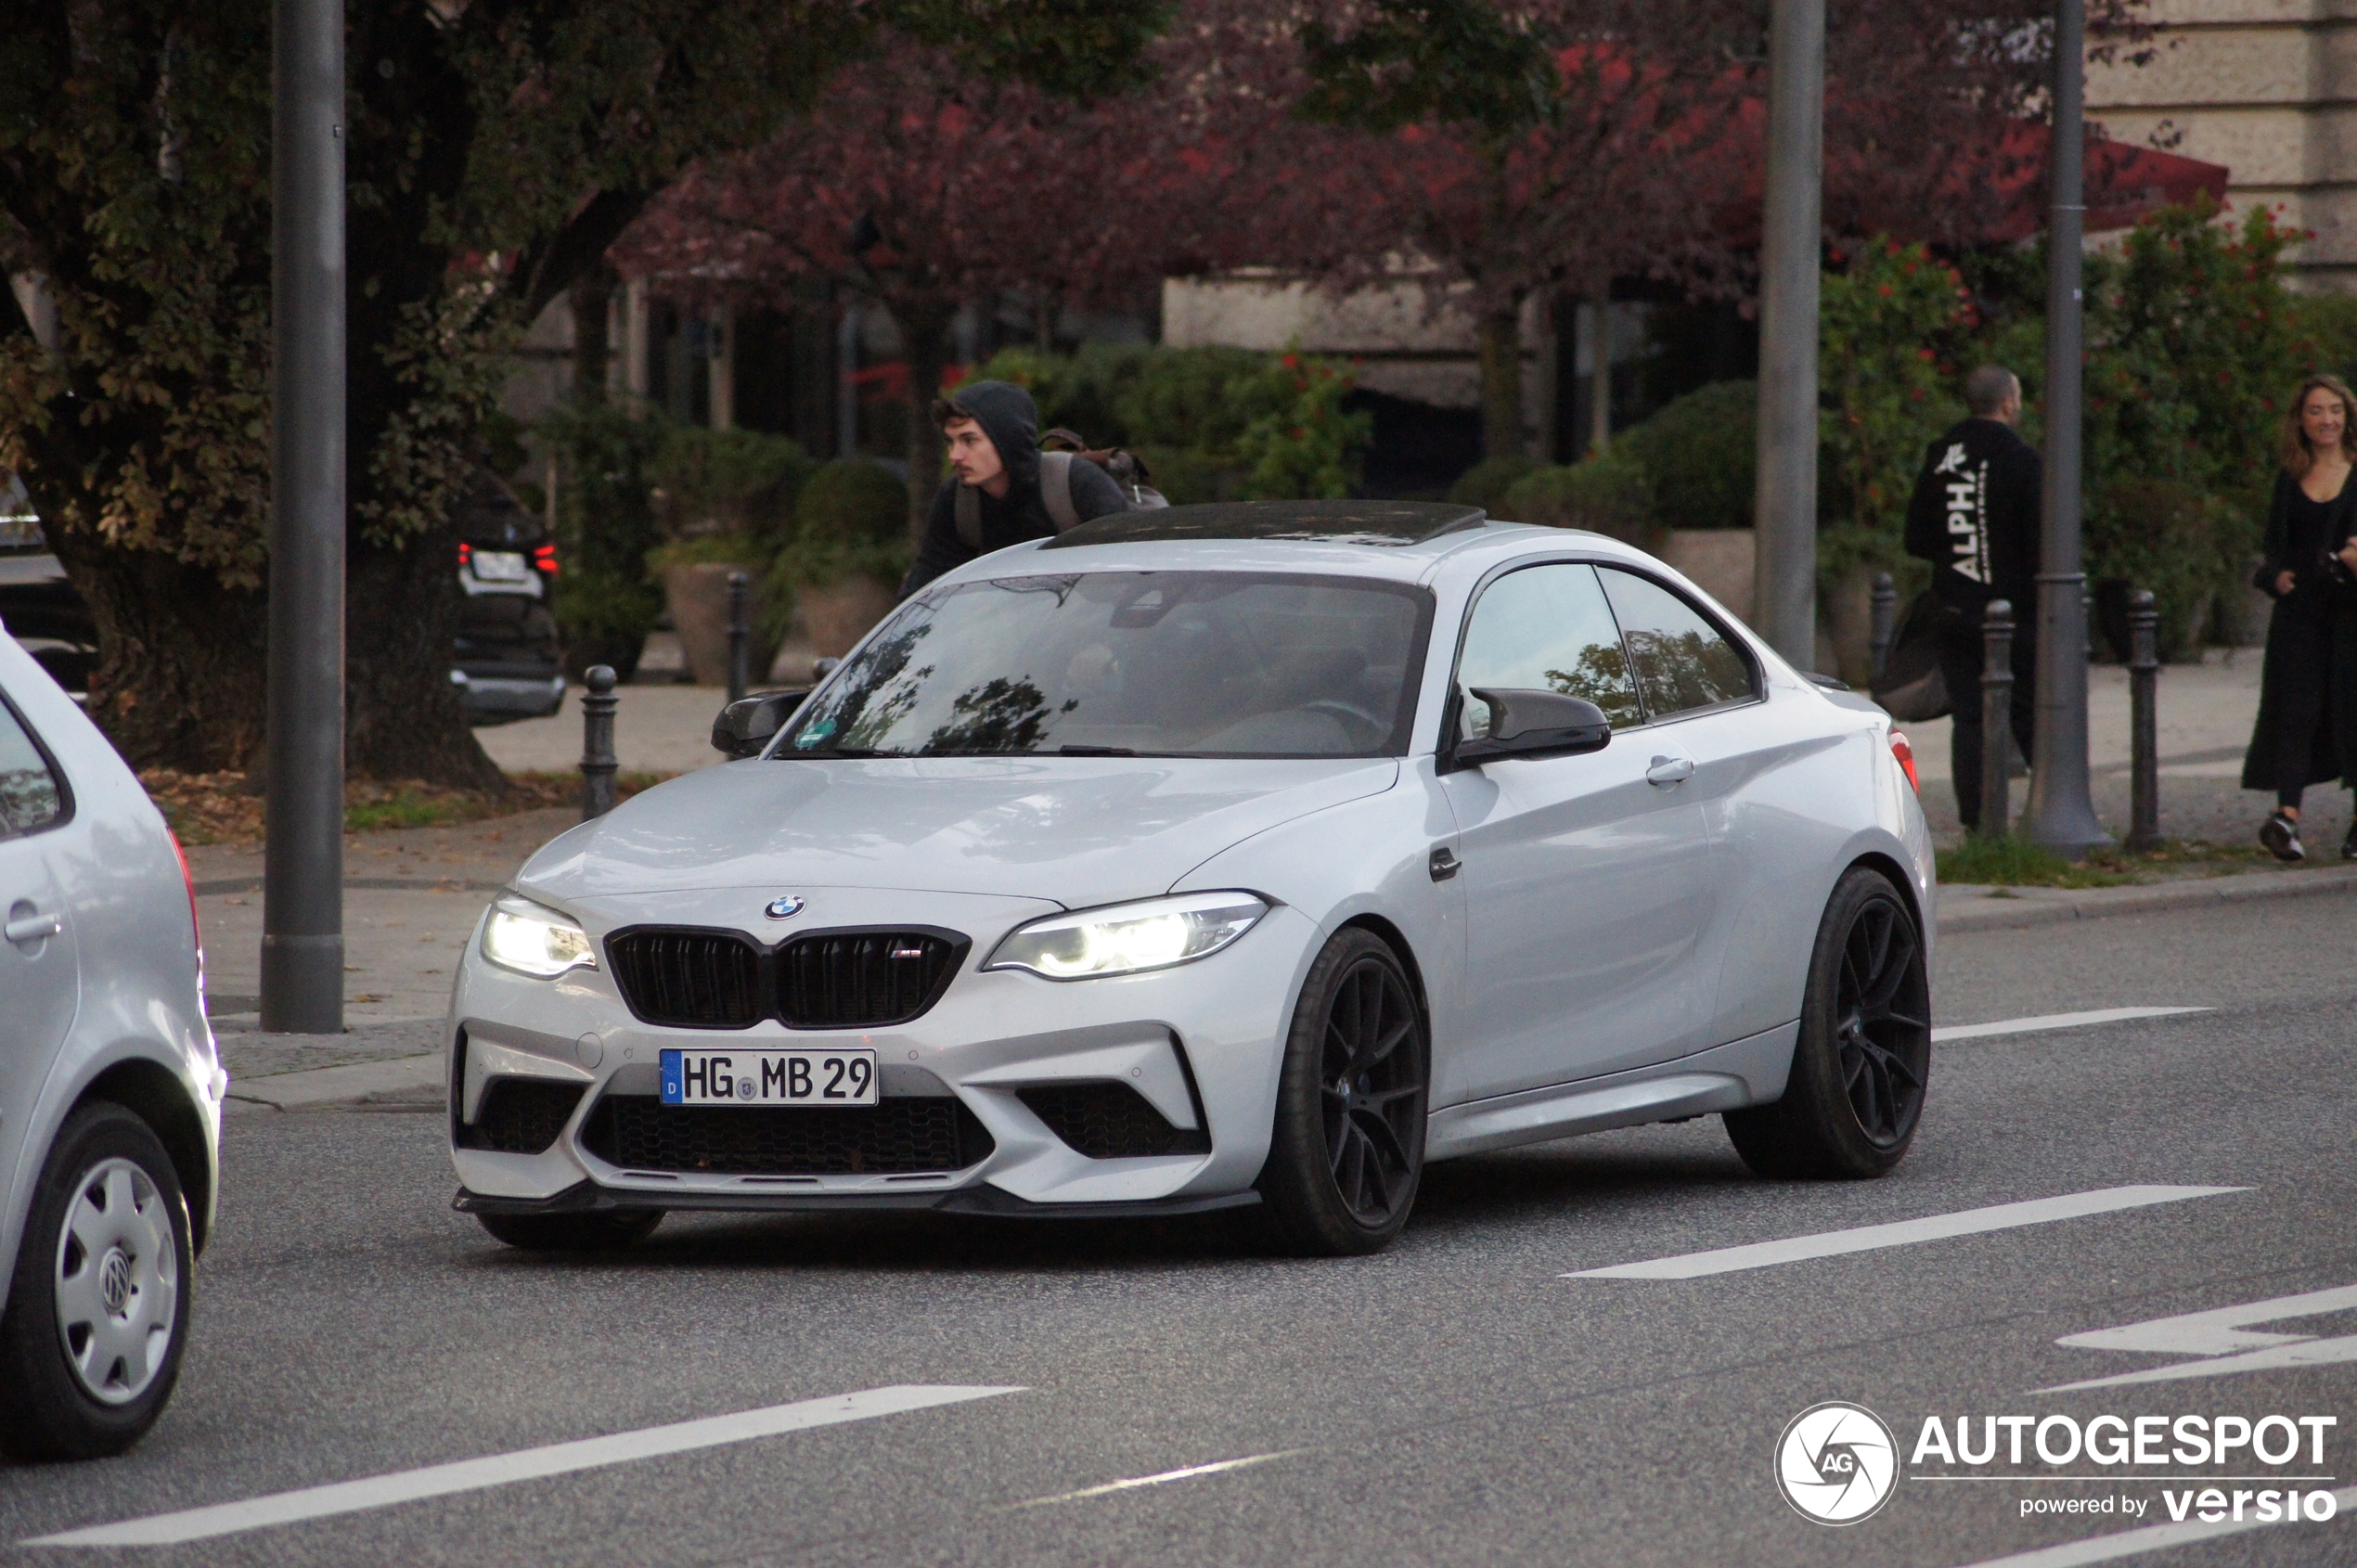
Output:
left=772, top=458, right=913, bottom=604
left=651, top=426, right=813, bottom=539
left=1448, top=455, right=1541, bottom=513
left=1620, top=379, right=1758, bottom=532
left=1499, top=450, right=1655, bottom=546
left=2085, top=477, right=2237, bottom=662
left=536, top=394, right=670, bottom=662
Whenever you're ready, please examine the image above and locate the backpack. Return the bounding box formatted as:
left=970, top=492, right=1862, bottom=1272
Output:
left=1869, top=591, right=1964, bottom=723
left=952, top=427, right=1168, bottom=550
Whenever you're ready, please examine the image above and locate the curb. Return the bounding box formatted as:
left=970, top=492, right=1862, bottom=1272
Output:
left=222, top=1053, right=443, bottom=1112
left=1938, top=864, right=2357, bottom=933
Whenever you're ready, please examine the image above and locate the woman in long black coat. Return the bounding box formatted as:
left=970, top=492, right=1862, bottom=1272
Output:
left=2242, top=373, right=2357, bottom=861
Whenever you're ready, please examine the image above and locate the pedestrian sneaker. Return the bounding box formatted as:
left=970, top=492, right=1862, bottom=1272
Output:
left=2260, top=812, right=2305, bottom=863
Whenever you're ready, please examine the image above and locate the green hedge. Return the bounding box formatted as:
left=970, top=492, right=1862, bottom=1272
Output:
left=771, top=458, right=912, bottom=603
left=1619, top=379, right=1755, bottom=531
left=1496, top=450, right=1654, bottom=546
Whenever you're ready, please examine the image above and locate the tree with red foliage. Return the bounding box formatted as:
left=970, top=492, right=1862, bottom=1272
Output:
left=617, top=5, right=1294, bottom=529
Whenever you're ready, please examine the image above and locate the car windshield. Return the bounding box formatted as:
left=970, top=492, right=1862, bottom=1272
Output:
left=779, top=572, right=1433, bottom=758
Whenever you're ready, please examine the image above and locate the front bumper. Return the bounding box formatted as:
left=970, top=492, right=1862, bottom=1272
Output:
left=446, top=891, right=1319, bottom=1214
left=454, top=665, right=565, bottom=722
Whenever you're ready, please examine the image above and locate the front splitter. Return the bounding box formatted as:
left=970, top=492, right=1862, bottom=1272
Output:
left=452, top=1180, right=1262, bottom=1220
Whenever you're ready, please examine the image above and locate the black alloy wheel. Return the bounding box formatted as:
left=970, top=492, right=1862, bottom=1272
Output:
left=1724, top=868, right=1931, bottom=1179
left=1258, top=928, right=1429, bottom=1254
left=1832, top=893, right=1931, bottom=1147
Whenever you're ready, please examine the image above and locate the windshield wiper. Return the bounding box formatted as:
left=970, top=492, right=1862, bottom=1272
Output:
left=1057, top=744, right=1137, bottom=756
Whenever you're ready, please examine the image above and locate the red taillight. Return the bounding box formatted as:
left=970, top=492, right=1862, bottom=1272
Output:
left=457, top=541, right=472, bottom=568
left=1889, top=730, right=1920, bottom=793
left=168, top=828, right=204, bottom=969
left=533, top=542, right=559, bottom=577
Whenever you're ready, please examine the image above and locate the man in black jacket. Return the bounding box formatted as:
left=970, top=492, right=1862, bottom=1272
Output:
left=1903, top=364, right=2042, bottom=829
left=898, top=379, right=1128, bottom=597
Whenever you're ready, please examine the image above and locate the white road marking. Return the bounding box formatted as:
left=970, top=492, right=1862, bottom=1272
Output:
left=2057, top=1282, right=2357, bottom=1356
left=1932, top=1008, right=2209, bottom=1043
left=2033, top=1281, right=2357, bottom=1393
left=2040, top=1336, right=2357, bottom=1394
left=24, top=1384, right=1023, bottom=1549
left=1005, top=1451, right=1303, bottom=1509
left=1564, top=1187, right=2244, bottom=1281
left=1945, top=1485, right=2355, bottom=1568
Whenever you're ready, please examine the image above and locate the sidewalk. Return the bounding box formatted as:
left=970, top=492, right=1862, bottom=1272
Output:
left=1906, top=649, right=2348, bottom=851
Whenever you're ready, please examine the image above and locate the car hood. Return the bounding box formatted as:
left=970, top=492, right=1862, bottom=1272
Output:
left=515, top=755, right=1401, bottom=909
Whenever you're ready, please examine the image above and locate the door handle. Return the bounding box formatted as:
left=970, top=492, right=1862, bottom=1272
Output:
left=1645, top=755, right=1694, bottom=787
left=6, top=911, right=61, bottom=944
left=1428, top=846, right=1461, bottom=881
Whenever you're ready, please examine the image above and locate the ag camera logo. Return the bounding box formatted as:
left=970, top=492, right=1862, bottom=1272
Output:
left=1777, top=1402, right=1900, bottom=1524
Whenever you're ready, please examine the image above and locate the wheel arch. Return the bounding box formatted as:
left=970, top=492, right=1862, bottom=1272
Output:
left=1334, top=913, right=1433, bottom=1037
left=76, top=1062, right=213, bottom=1253
left=1845, top=849, right=1928, bottom=944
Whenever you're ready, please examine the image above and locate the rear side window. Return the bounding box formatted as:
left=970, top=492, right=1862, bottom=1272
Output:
left=0, top=693, right=65, bottom=834
left=1596, top=568, right=1756, bottom=720
left=1455, top=562, right=1644, bottom=733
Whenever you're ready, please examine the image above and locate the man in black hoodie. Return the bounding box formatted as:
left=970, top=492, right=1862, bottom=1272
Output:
left=898, top=379, right=1129, bottom=597
left=1903, top=364, right=2043, bottom=829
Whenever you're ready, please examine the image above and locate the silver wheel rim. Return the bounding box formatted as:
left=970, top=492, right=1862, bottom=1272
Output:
left=53, top=1157, right=178, bottom=1405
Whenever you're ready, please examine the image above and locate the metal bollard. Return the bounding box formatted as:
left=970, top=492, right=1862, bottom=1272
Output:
left=726, top=570, right=750, bottom=705
left=2127, top=588, right=2160, bottom=852
left=1979, top=598, right=2014, bottom=839
left=1868, top=571, right=1898, bottom=679
left=580, top=664, right=619, bottom=821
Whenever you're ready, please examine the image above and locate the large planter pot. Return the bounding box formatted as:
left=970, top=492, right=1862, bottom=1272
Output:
left=1658, top=528, right=1756, bottom=628
left=797, top=574, right=899, bottom=660
left=663, top=561, right=777, bottom=687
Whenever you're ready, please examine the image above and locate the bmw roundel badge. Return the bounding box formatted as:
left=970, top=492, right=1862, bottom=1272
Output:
left=765, top=894, right=805, bottom=919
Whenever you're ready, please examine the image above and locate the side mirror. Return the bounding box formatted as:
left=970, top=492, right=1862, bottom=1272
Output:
left=1452, top=688, right=1611, bottom=766
left=711, top=688, right=810, bottom=759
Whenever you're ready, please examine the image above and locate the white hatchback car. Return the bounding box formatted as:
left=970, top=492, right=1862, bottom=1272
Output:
left=0, top=632, right=221, bottom=1456
left=448, top=502, right=1934, bottom=1255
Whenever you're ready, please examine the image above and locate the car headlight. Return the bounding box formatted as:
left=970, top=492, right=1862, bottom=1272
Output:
left=481, top=895, right=598, bottom=978
left=984, top=892, right=1269, bottom=981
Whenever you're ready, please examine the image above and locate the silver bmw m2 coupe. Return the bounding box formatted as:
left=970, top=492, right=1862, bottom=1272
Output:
left=447, top=501, right=1935, bottom=1255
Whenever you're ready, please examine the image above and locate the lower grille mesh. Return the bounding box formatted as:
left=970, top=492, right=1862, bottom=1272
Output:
left=457, top=1078, right=586, bottom=1155
left=581, top=1095, right=994, bottom=1176
left=1018, top=1082, right=1209, bottom=1159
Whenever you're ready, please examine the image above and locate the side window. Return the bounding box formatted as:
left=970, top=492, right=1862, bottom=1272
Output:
left=0, top=694, right=65, bottom=835
left=1455, top=563, right=1643, bottom=735
left=1596, top=568, right=1756, bottom=719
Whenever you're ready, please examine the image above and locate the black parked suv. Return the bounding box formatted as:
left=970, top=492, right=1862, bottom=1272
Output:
left=451, top=477, right=565, bottom=724
left=0, top=485, right=97, bottom=697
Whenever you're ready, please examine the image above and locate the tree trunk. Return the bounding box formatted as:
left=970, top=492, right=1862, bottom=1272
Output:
left=45, top=523, right=268, bottom=776
left=896, top=302, right=956, bottom=544
left=1591, top=296, right=1614, bottom=455
left=570, top=263, right=616, bottom=402
left=345, top=519, right=505, bottom=790
left=1475, top=302, right=1526, bottom=461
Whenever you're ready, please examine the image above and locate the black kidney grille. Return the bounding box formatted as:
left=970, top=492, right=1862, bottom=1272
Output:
left=606, top=931, right=766, bottom=1027
left=581, top=1095, right=994, bottom=1176
left=457, top=1077, right=586, bottom=1155
left=1017, top=1082, right=1211, bottom=1159
left=778, top=932, right=958, bottom=1028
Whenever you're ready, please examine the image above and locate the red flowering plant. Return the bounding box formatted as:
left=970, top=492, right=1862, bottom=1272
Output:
left=1816, top=238, right=1977, bottom=585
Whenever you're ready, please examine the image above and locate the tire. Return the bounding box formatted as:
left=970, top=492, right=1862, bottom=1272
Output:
left=475, top=1210, right=663, bottom=1252
left=1725, top=867, right=1932, bottom=1179
left=1256, top=928, right=1429, bottom=1256
left=0, top=1102, right=196, bottom=1461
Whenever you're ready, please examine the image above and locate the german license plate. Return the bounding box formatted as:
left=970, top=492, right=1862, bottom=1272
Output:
left=470, top=549, right=531, bottom=583
left=659, top=1047, right=877, bottom=1107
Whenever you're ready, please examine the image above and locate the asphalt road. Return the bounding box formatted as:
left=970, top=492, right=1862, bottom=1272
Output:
left=4, top=894, right=2355, bottom=1567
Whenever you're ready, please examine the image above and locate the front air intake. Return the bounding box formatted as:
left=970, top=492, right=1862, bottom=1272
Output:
left=1018, top=1082, right=1211, bottom=1159
left=457, top=1077, right=586, bottom=1155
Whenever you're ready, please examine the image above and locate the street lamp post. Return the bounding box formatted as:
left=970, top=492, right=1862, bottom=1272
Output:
left=261, top=0, right=346, bottom=1034
left=1753, top=0, right=1825, bottom=668
left=2022, top=0, right=2110, bottom=857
